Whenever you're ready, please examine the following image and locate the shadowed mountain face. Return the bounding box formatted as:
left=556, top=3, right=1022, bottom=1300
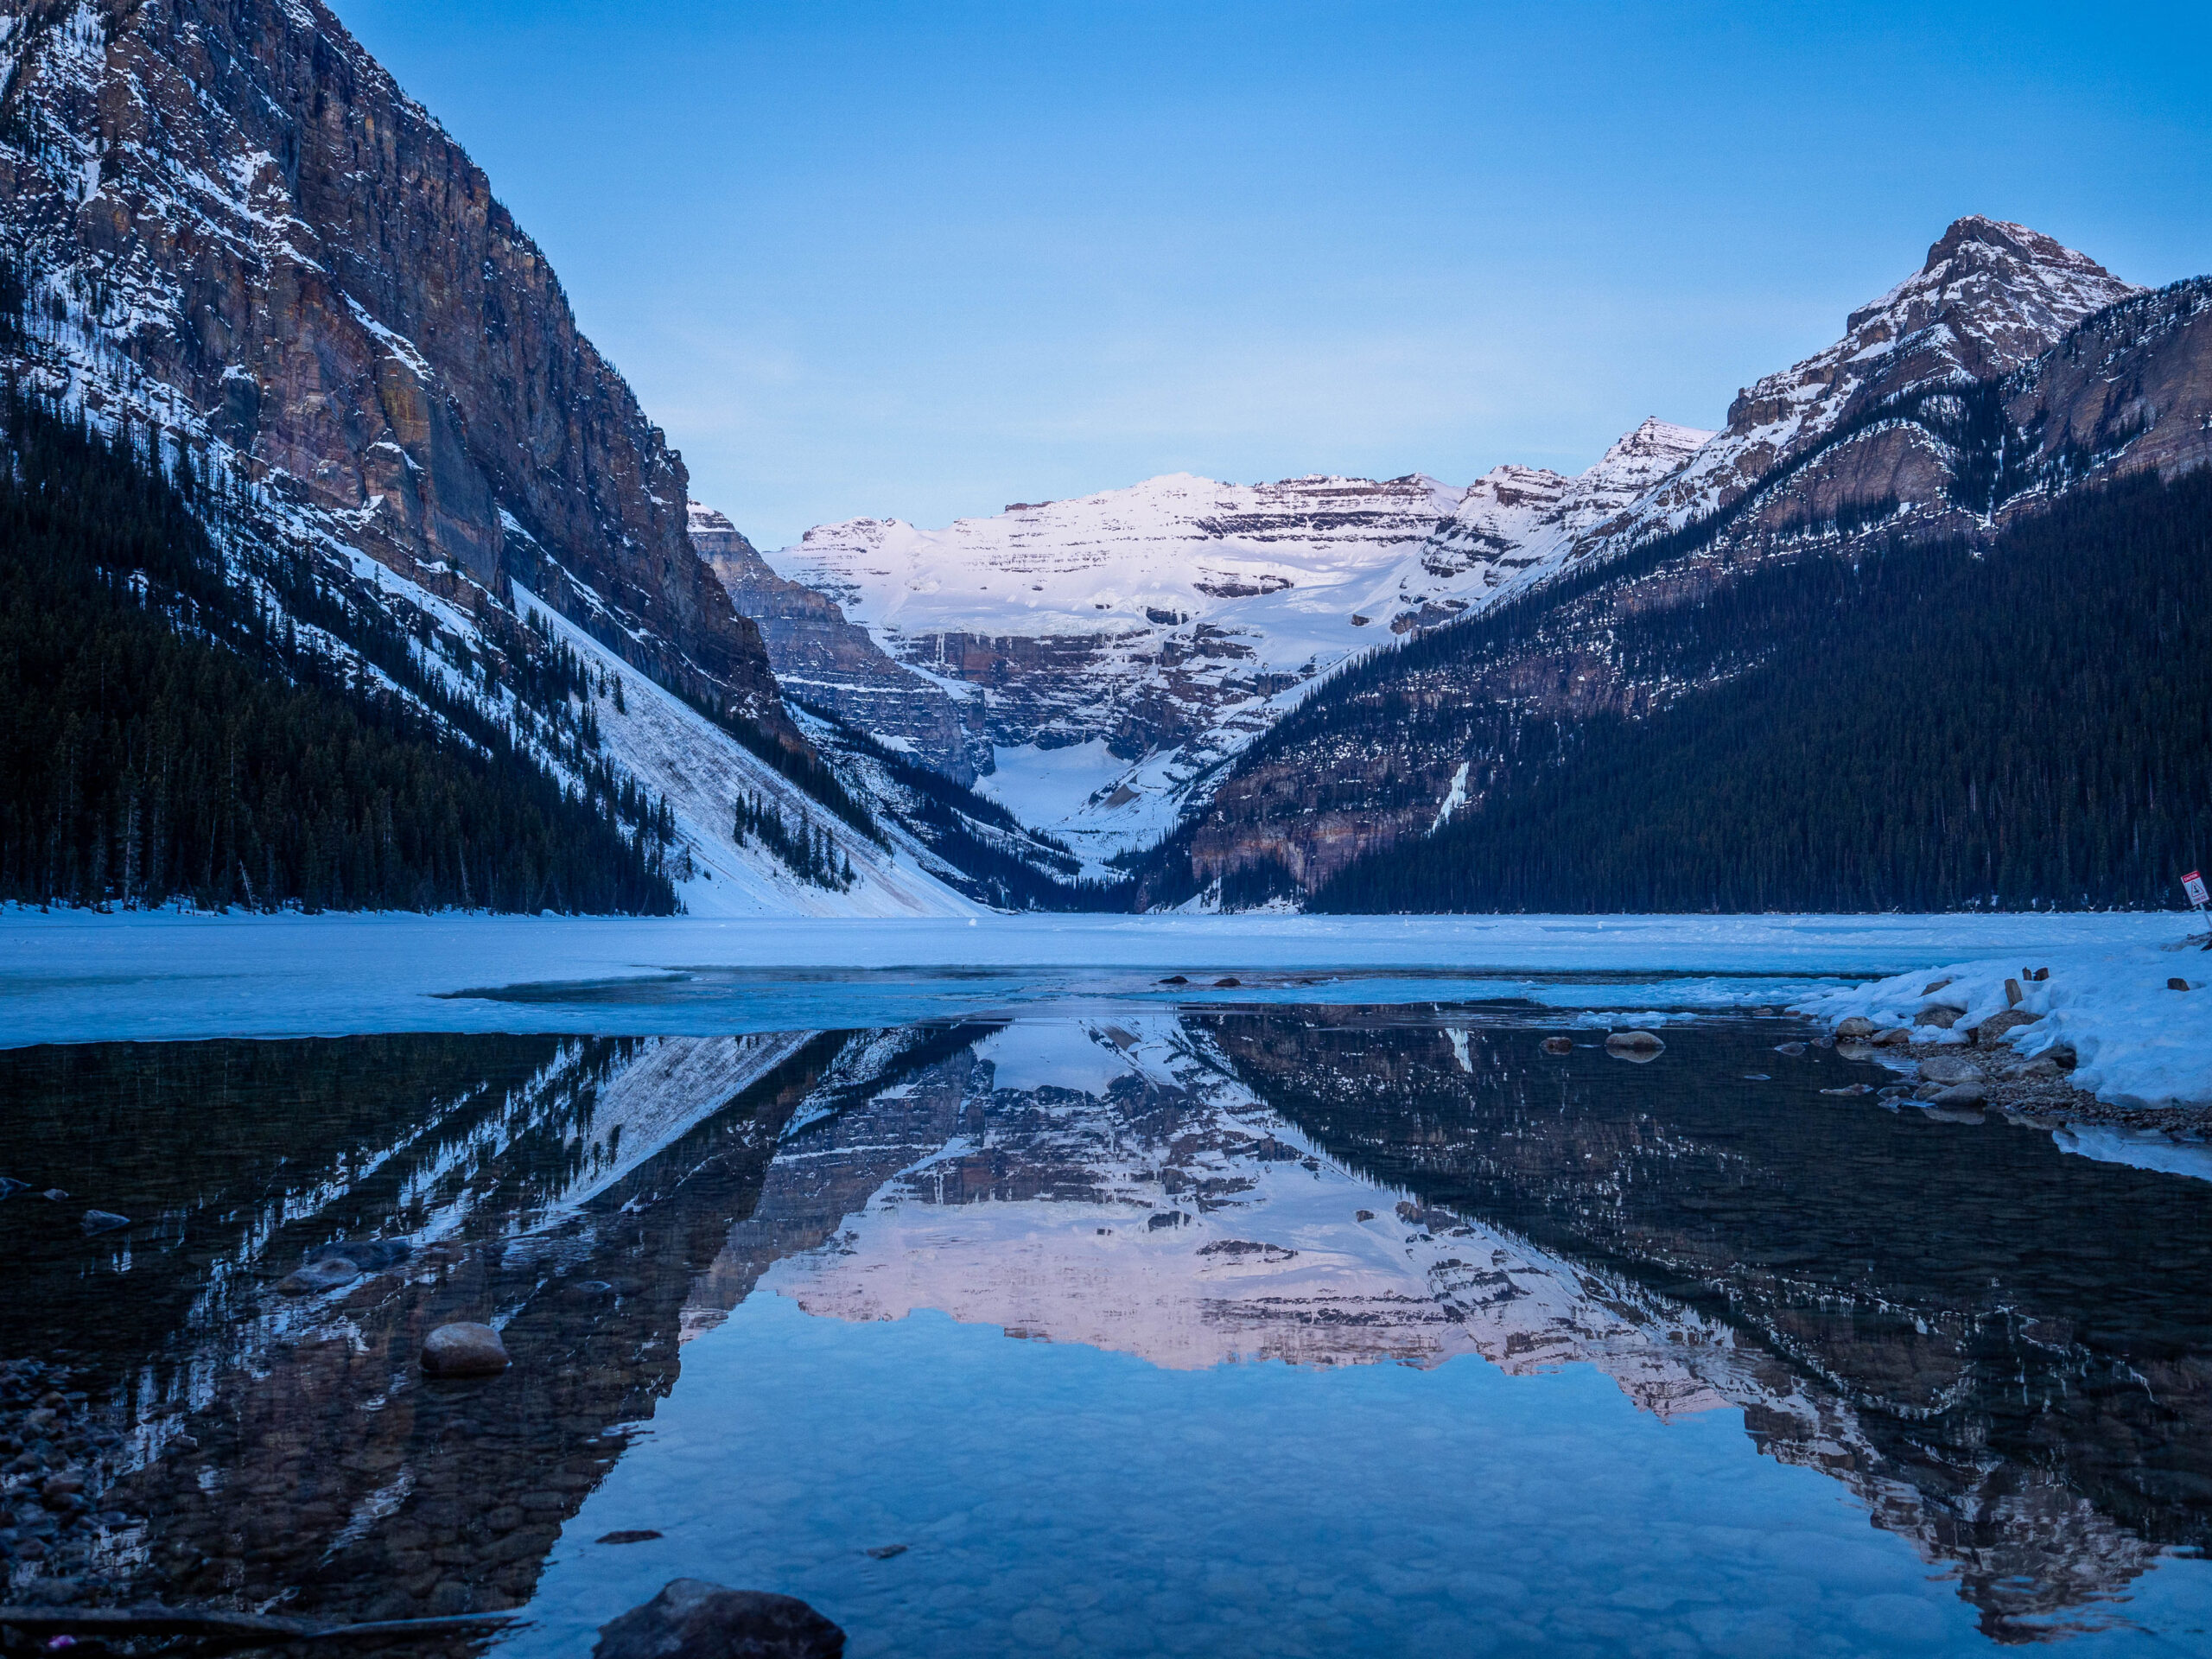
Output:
left=1157, top=225, right=2212, bottom=904
left=0, top=0, right=783, bottom=728
left=3, top=1015, right=2206, bottom=1646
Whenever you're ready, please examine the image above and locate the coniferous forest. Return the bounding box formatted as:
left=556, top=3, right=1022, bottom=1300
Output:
left=1307, top=467, right=2212, bottom=913
left=0, top=391, right=678, bottom=913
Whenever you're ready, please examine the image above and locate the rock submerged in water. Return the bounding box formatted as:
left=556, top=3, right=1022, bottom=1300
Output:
left=79, top=1210, right=130, bottom=1234
left=422, top=1322, right=510, bottom=1378
left=1604, top=1031, right=1664, bottom=1061
left=1540, top=1036, right=1573, bottom=1055
left=276, top=1256, right=363, bottom=1296
left=593, top=1579, right=845, bottom=1659
left=308, top=1237, right=412, bottom=1271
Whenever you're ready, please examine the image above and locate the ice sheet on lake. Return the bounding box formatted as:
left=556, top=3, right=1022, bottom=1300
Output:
left=2, top=909, right=2185, bottom=1048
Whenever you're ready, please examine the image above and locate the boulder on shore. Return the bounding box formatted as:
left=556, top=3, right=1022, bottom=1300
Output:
left=1834, top=1017, right=1876, bottom=1039
left=422, top=1322, right=510, bottom=1378
left=593, top=1579, right=845, bottom=1659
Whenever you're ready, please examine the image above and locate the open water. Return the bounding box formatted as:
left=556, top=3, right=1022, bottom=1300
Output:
left=3, top=991, right=2209, bottom=1656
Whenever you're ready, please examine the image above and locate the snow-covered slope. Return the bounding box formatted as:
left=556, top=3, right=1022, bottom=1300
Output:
left=770, top=431, right=1710, bottom=855
left=0, top=0, right=987, bottom=918
left=513, top=588, right=978, bottom=918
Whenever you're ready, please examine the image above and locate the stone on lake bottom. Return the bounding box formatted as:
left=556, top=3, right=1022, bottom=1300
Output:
left=1541, top=1036, right=1573, bottom=1054
left=422, top=1322, right=510, bottom=1378
left=594, top=1578, right=845, bottom=1659
left=79, top=1211, right=130, bottom=1234
left=276, top=1257, right=363, bottom=1296
left=598, top=1529, right=664, bottom=1545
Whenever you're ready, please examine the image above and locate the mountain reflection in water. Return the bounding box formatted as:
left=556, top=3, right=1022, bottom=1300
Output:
left=2, top=1011, right=2206, bottom=1654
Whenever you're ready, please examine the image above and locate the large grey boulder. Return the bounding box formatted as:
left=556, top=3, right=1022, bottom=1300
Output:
left=593, top=1580, right=845, bottom=1659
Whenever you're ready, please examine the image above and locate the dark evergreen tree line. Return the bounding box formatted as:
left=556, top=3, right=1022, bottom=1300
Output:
left=0, top=389, right=679, bottom=912
left=1308, top=468, right=2212, bottom=912
left=732, top=790, right=855, bottom=891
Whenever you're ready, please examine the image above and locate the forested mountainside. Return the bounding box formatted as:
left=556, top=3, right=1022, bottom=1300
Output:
left=0, top=0, right=1097, bottom=913
left=1143, top=245, right=2212, bottom=912
left=0, top=391, right=678, bottom=912
left=1305, top=468, right=2212, bottom=912
left=0, top=0, right=780, bottom=728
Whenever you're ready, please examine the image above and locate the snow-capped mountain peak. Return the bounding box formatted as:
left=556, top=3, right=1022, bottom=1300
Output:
left=766, top=430, right=1715, bottom=854
left=1611, top=216, right=2141, bottom=543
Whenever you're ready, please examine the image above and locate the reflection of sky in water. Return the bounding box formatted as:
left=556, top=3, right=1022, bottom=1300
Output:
left=514, top=1297, right=2212, bottom=1659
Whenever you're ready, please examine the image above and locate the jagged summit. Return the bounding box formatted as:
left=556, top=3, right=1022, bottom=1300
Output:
left=1611, top=217, right=2140, bottom=544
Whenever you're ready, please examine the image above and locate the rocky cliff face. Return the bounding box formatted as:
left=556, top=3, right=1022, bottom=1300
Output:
left=1166, top=219, right=2211, bottom=903
left=0, top=0, right=783, bottom=729
left=690, top=503, right=978, bottom=783
left=1591, top=217, right=2139, bottom=552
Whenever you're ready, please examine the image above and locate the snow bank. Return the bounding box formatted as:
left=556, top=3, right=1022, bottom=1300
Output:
left=1794, top=932, right=2212, bottom=1109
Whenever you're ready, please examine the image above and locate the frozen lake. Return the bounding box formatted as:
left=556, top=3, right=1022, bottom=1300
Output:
left=0, top=909, right=2185, bottom=1044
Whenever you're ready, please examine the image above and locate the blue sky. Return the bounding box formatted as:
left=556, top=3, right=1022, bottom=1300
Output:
left=340, top=0, right=2210, bottom=550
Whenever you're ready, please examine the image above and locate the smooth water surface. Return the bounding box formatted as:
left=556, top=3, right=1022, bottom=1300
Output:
left=3, top=1002, right=2208, bottom=1656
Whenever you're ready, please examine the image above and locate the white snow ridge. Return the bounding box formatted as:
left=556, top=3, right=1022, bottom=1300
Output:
left=769, top=420, right=1713, bottom=854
